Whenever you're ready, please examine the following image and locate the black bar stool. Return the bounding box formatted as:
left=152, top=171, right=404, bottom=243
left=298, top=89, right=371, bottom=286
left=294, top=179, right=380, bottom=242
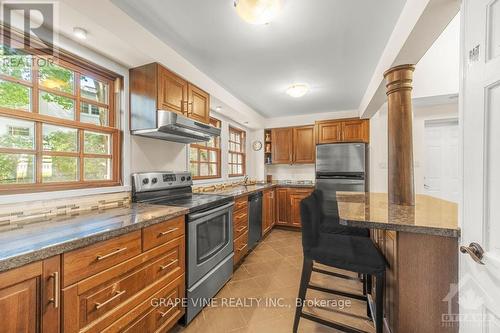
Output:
left=293, top=193, right=387, bottom=333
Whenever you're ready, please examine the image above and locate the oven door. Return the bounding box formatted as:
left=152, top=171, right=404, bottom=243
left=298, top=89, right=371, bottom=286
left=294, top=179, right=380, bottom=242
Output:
left=187, top=202, right=234, bottom=287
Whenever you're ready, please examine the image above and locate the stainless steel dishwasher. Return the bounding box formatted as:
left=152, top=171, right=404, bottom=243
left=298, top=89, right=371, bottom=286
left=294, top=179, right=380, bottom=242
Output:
left=248, top=192, right=263, bottom=250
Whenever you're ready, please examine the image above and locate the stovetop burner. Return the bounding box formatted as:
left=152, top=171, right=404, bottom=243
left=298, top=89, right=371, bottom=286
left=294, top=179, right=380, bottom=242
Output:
left=131, top=171, right=234, bottom=213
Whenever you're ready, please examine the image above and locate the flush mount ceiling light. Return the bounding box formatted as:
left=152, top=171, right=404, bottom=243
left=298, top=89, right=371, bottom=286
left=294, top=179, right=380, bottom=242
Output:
left=233, top=0, right=284, bottom=25
left=73, top=27, right=88, bottom=40
left=286, top=83, right=309, bottom=98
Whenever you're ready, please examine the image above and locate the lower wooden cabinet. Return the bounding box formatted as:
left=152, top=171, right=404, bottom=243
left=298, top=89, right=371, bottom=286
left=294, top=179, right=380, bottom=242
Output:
left=233, top=196, right=249, bottom=267
left=262, top=189, right=276, bottom=235
left=276, top=188, right=313, bottom=228
left=0, top=256, right=60, bottom=333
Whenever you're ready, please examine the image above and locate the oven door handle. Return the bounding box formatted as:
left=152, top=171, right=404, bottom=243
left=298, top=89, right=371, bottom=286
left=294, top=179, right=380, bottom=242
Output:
left=188, top=202, right=235, bottom=220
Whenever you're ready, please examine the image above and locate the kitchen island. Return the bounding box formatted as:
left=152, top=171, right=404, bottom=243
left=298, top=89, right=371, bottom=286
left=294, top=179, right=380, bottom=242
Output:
left=337, top=191, right=460, bottom=333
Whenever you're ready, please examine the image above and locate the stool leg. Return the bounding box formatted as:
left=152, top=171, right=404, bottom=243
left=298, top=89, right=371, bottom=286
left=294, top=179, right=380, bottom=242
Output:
left=375, top=273, right=384, bottom=333
left=293, top=258, right=313, bottom=333
left=366, top=274, right=372, bottom=318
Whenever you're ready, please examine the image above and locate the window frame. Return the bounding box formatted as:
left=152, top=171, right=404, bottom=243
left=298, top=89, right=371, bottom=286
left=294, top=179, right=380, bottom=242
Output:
left=0, top=26, right=122, bottom=194
left=228, top=126, right=246, bottom=177
left=189, top=117, right=221, bottom=180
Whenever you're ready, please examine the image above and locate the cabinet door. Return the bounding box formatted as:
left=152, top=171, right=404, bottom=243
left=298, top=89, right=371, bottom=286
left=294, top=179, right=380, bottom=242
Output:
left=272, top=128, right=293, bottom=164
left=0, top=257, right=60, bottom=333
left=275, top=188, right=289, bottom=225
left=157, top=66, right=188, bottom=115
left=293, top=126, right=315, bottom=163
left=289, top=189, right=313, bottom=227
left=341, top=119, right=369, bottom=143
left=316, top=120, right=342, bottom=144
left=262, top=191, right=269, bottom=235
left=270, top=189, right=276, bottom=227
left=187, top=84, right=210, bottom=124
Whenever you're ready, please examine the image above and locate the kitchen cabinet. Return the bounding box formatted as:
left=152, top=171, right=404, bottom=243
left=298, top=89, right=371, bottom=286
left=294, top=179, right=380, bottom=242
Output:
left=293, top=126, right=315, bottom=164
left=62, top=216, right=185, bottom=333
left=0, top=256, right=60, bottom=333
left=275, top=187, right=313, bottom=227
left=271, top=128, right=293, bottom=164
left=130, top=62, right=211, bottom=128
left=270, top=126, right=315, bottom=164
left=316, top=118, right=369, bottom=144
left=233, top=196, right=249, bottom=267
left=187, top=83, right=210, bottom=124
left=262, top=189, right=276, bottom=235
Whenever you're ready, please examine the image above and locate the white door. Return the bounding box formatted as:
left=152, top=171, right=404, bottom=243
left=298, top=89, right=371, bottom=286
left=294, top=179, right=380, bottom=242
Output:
left=424, top=119, right=460, bottom=202
left=460, top=0, right=500, bottom=331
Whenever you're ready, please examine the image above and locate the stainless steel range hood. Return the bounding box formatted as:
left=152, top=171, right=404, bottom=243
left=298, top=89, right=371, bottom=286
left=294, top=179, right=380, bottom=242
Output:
left=131, top=110, right=221, bottom=144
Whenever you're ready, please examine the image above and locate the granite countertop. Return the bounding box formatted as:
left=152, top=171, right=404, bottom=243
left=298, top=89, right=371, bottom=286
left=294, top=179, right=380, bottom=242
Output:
left=336, top=192, right=460, bottom=238
left=0, top=203, right=188, bottom=273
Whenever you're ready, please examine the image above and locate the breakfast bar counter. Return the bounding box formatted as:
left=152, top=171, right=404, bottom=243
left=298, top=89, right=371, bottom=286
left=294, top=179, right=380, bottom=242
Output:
left=336, top=192, right=460, bottom=333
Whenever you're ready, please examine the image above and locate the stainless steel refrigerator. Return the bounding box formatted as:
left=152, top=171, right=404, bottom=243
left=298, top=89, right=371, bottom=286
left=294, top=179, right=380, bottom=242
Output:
left=315, top=143, right=368, bottom=217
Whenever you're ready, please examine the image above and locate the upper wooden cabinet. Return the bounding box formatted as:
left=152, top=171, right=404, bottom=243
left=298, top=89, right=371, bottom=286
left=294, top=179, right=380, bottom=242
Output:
left=157, top=66, right=188, bottom=114
left=293, top=126, right=315, bottom=164
left=187, top=83, right=210, bottom=124
left=271, top=128, right=293, bottom=164
left=316, top=118, right=369, bottom=144
left=0, top=256, right=60, bottom=333
left=271, top=126, right=315, bottom=164
left=130, top=62, right=211, bottom=130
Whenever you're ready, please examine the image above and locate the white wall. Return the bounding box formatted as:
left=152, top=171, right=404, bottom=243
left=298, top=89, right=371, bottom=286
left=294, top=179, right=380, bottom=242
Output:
left=369, top=102, right=458, bottom=193
left=412, top=13, right=460, bottom=99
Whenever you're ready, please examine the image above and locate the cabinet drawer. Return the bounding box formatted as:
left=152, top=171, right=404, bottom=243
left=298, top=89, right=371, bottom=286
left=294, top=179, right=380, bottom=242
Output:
left=234, top=196, right=248, bottom=212
left=102, top=274, right=185, bottom=333
left=233, top=208, right=248, bottom=225
left=233, top=231, right=248, bottom=265
left=233, top=218, right=248, bottom=240
left=143, top=216, right=184, bottom=251
left=63, top=236, right=184, bottom=333
left=63, top=231, right=142, bottom=287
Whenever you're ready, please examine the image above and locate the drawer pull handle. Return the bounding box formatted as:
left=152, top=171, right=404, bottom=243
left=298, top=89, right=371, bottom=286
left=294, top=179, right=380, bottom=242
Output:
left=237, top=244, right=247, bottom=252
left=95, top=290, right=126, bottom=310
left=48, top=271, right=60, bottom=309
left=158, top=305, right=176, bottom=318
left=96, top=247, right=127, bottom=261
left=236, top=226, right=246, bottom=232
left=160, top=259, right=178, bottom=271
left=158, top=227, right=179, bottom=237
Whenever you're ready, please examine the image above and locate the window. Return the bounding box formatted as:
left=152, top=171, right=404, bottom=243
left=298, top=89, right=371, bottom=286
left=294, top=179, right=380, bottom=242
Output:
left=0, top=29, right=121, bottom=193
left=190, top=117, right=221, bottom=179
left=228, top=126, right=245, bottom=177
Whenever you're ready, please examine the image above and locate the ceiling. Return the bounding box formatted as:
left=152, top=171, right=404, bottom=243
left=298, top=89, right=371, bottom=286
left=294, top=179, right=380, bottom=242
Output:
left=112, top=0, right=407, bottom=118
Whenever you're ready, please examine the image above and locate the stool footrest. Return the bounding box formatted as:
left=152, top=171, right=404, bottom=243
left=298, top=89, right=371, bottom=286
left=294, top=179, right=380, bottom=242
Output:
left=308, top=284, right=367, bottom=301
left=300, top=312, right=370, bottom=333
left=312, top=267, right=362, bottom=281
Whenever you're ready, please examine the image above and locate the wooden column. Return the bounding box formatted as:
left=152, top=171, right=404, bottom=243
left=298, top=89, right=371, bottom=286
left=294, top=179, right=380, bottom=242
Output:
left=384, top=64, right=415, bottom=206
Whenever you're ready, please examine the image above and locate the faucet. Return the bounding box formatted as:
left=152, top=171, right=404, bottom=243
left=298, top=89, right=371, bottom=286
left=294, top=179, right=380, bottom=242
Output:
left=243, top=175, right=249, bottom=185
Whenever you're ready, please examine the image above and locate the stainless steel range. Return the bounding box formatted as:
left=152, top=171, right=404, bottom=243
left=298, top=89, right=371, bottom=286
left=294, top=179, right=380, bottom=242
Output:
left=132, top=171, right=234, bottom=324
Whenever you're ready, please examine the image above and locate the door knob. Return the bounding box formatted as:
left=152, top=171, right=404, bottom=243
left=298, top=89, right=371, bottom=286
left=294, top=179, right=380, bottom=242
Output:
left=460, top=242, right=485, bottom=265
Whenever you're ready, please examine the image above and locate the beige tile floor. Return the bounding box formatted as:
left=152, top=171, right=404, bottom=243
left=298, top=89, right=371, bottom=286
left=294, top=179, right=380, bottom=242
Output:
left=173, top=229, right=375, bottom=333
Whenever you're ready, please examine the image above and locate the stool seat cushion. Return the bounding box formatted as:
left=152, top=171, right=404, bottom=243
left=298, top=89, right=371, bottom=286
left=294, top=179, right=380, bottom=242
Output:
left=306, top=233, right=386, bottom=275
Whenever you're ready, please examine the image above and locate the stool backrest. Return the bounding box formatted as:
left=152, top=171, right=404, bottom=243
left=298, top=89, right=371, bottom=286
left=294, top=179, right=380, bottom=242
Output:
left=300, top=190, right=322, bottom=251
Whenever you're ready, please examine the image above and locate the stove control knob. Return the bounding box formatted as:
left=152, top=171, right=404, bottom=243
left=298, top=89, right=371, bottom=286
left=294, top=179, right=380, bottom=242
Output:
left=151, top=177, right=158, bottom=184
left=181, top=176, right=186, bottom=182
left=142, top=178, right=149, bottom=185
left=187, top=176, right=191, bottom=181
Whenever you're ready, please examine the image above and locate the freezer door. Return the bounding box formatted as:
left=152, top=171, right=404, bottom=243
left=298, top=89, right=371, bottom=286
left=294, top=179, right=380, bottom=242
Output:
left=315, top=178, right=365, bottom=217
left=316, top=143, right=366, bottom=175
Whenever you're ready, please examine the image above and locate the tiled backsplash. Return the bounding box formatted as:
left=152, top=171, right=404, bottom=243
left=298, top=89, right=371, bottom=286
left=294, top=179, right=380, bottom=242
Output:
left=0, top=192, right=131, bottom=232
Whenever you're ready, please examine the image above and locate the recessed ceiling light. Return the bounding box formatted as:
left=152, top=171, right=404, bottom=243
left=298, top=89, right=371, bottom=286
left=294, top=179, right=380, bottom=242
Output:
left=73, top=27, right=88, bottom=40
left=215, top=106, right=222, bottom=111
left=286, top=83, right=309, bottom=98
left=234, top=0, right=284, bottom=25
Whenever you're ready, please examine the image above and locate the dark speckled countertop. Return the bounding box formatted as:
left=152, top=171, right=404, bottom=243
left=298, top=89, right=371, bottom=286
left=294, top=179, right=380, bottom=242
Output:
left=0, top=203, right=188, bottom=272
